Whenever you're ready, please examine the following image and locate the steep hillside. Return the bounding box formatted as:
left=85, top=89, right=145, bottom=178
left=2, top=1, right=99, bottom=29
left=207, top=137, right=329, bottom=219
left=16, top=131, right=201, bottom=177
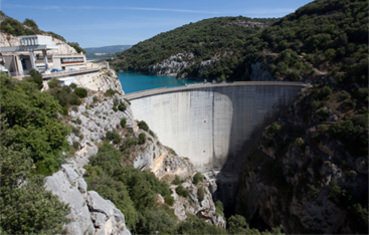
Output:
left=112, top=17, right=275, bottom=80
left=112, top=0, right=367, bottom=85
left=242, top=0, right=368, bottom=84
left=232, top=0, right=368, bottom=234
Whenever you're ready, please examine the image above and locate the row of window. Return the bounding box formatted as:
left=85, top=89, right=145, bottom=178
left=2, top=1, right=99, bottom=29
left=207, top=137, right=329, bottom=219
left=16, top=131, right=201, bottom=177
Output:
left=61, top=57, right=84, bottom=63
left=20, top=37, right=38, bottom=46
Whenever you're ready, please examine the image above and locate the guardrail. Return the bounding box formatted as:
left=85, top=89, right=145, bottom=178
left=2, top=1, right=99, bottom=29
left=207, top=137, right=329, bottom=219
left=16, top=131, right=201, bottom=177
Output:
left=42, top=68, right=100, bottom=79
left=123, top=81, right=309, bottom=100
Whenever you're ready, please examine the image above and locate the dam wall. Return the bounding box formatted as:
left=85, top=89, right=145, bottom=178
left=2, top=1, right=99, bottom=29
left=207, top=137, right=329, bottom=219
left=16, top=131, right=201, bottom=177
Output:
left=126, top=82, right=305, bottom=172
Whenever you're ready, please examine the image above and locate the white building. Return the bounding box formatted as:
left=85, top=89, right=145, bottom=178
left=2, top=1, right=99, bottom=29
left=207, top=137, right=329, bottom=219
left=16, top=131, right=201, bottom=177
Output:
left=0, top=35, right=86, bottom=77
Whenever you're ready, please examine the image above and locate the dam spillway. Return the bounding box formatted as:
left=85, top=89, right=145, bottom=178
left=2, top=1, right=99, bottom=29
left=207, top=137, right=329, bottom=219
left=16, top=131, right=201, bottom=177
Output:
left=125, top=82, right=306, bottom=172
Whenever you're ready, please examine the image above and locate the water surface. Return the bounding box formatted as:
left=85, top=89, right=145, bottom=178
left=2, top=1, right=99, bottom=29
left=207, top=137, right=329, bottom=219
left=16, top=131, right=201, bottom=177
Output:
left=118, top=71, right=201, bottom=94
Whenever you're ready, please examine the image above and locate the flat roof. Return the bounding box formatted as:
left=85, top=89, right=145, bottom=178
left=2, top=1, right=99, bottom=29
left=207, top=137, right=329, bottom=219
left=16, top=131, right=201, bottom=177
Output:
left=0, top=45, right=53, bottom=52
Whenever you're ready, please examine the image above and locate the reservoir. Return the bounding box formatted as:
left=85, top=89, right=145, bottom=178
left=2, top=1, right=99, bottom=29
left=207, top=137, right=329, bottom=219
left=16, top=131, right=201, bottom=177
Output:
left=118, top=71, right=201, bottom=94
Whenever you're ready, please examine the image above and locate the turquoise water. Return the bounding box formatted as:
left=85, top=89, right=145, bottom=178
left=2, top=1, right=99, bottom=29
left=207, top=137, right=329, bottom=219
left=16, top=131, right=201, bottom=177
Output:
left=118, top=72, right=201, bottom=94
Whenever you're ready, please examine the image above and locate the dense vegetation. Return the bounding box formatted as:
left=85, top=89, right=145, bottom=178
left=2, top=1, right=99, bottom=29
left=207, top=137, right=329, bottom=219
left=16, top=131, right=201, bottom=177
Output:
left=112, top=17, right=275, bottom=80
left=243, top=0, right=368, bottom=84
left=113, top=0, right=367, bottom=84
left=0, top=74, right=70, bottom=233
left=47, top=79, right=88, bottom=115
left=232, top=0, right=368, bottom=233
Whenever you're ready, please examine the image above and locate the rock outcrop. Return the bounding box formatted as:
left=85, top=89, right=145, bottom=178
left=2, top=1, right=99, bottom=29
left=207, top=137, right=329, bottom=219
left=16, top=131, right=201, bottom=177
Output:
left=234, top=88, right=368, bottom=233
left=45, top=162, right=130, bottom=235
left=44, top=68, right=225, bottom=233
left=149, top=53, right=194, bottom=76
left=44, top=70, right=132, bottom=234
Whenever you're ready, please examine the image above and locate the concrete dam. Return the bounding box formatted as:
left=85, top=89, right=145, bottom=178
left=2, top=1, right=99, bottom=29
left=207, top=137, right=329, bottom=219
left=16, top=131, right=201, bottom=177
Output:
left=125, top=82, right=306, bottom=172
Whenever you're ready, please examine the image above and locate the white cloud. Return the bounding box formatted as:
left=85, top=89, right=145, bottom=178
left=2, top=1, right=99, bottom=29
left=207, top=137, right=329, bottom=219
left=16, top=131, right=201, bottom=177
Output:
left=3, top=4, right=221, bottom=14
left=3, top=4, right=294, bottom=16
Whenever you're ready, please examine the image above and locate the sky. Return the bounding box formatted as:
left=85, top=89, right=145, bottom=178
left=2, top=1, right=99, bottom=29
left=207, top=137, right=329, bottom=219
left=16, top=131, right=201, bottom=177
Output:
left=1, top=0, right=313, bottom=48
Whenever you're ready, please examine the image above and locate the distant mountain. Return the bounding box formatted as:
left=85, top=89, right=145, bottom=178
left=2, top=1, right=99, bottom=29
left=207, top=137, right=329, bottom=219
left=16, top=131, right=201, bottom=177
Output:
left=84, top=45, right=131, bottom=60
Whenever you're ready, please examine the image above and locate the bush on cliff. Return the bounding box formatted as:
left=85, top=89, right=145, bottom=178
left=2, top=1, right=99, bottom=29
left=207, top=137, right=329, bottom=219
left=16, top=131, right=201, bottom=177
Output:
left=0, top=75, right=70, bottom=233
left=1, top=75, right=70, bottom=175
left=85, top=143, right=175, bottom=232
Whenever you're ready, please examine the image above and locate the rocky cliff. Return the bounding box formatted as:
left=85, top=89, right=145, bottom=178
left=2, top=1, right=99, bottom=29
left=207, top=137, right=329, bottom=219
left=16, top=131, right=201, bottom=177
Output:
left=234, top=86, right=368, bottom=234
left=44, top=67, right=224, bottom=234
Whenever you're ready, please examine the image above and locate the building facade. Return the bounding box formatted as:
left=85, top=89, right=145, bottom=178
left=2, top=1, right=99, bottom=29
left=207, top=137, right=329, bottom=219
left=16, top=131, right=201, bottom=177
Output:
left=0, top=35, right=86, bottom=77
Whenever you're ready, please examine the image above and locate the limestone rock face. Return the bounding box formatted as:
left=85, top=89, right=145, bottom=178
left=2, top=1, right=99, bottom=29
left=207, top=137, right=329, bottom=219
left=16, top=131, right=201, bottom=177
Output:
left=74, top=67, right=123, bottom=93
left=149, top=53, right=194, bottom=76
left=45, top=162, right=131, bottom=235
left=44, top=71, right=132, bottom=235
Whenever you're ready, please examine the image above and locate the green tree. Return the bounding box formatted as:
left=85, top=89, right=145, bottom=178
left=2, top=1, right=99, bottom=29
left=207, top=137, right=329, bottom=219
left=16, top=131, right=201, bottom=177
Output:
left=74, top=87, right=87, bottom=98
left=28, top=69, right=43, bottom=90
left=23, top=18, right=39, bottom=31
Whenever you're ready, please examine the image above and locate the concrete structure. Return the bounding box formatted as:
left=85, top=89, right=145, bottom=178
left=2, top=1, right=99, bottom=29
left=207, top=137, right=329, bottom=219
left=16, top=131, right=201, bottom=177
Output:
left=125, top=82, right=306, bottom=172
left=0, top=35, right=86, bottom=77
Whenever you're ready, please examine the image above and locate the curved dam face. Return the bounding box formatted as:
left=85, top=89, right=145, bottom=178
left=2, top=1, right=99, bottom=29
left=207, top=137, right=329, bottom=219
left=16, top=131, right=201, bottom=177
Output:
left=125, top=82, right=305, bottom=172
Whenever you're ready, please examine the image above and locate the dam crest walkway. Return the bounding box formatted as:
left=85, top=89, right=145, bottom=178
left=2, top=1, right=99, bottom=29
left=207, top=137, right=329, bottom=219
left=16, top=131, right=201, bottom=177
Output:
left=123, top=81, right=307, bottom=100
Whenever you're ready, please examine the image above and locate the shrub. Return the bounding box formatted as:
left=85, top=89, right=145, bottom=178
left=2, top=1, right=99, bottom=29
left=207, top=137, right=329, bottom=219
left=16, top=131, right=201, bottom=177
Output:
left=69, top=83, right=77, bottom=89
left=176, top=215, right=226, bottom=234
left=74, top=87, right=87, bottom=98
left=69, top=94, right=81, bottom=106
left=315, top=107, right=329, bottom=121
left=118, top=102, right=126, bottom=112
left=138, top=133, right=146, bottom=145
left=93, top=96, right=99, bottom=103
left=23, top=18, right=39, bottom=31
left=120, top=118, right=127, bottom=128
left=215, top=200, right=224, bottom=216
left=106, top=130, right=121, bottom=144
left=164, top=194, right=174, bottom=206
left=28, top=69, right=43, bottom=89
left=176, top=184, right=189, bottom=197
left=149, top=130, right=156, bottom=137
left=125, top=137, right=138, bottom=147
left=339, top=98, right=356, bottom=112
left=138, top=121, right=149, bottom=131
left=172, top=175, right=181, bottom=185
left=73, top=141, right=80, bottom=150
left=48, top=78, right=60, bottom=88
left=104, top=89, right=116, bottom=97
left=67, top=42, right=86, bottom=54
left=197, top=187, right=204, bottom=201
left=193, top=172, right=203, bottom=185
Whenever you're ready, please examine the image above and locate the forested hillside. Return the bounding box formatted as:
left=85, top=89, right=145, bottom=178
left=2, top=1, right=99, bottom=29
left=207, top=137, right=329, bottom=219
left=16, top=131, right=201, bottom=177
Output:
left=232, top=0, right=368, bottom=233
left=113, top=0, right=367, bottom=85
left=112, top=17, right=275, bottom=80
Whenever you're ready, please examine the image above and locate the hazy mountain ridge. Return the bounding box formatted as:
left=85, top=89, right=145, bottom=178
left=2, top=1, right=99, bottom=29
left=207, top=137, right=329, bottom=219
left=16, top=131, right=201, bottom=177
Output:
left=85, top=45, right=131, bottom=60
